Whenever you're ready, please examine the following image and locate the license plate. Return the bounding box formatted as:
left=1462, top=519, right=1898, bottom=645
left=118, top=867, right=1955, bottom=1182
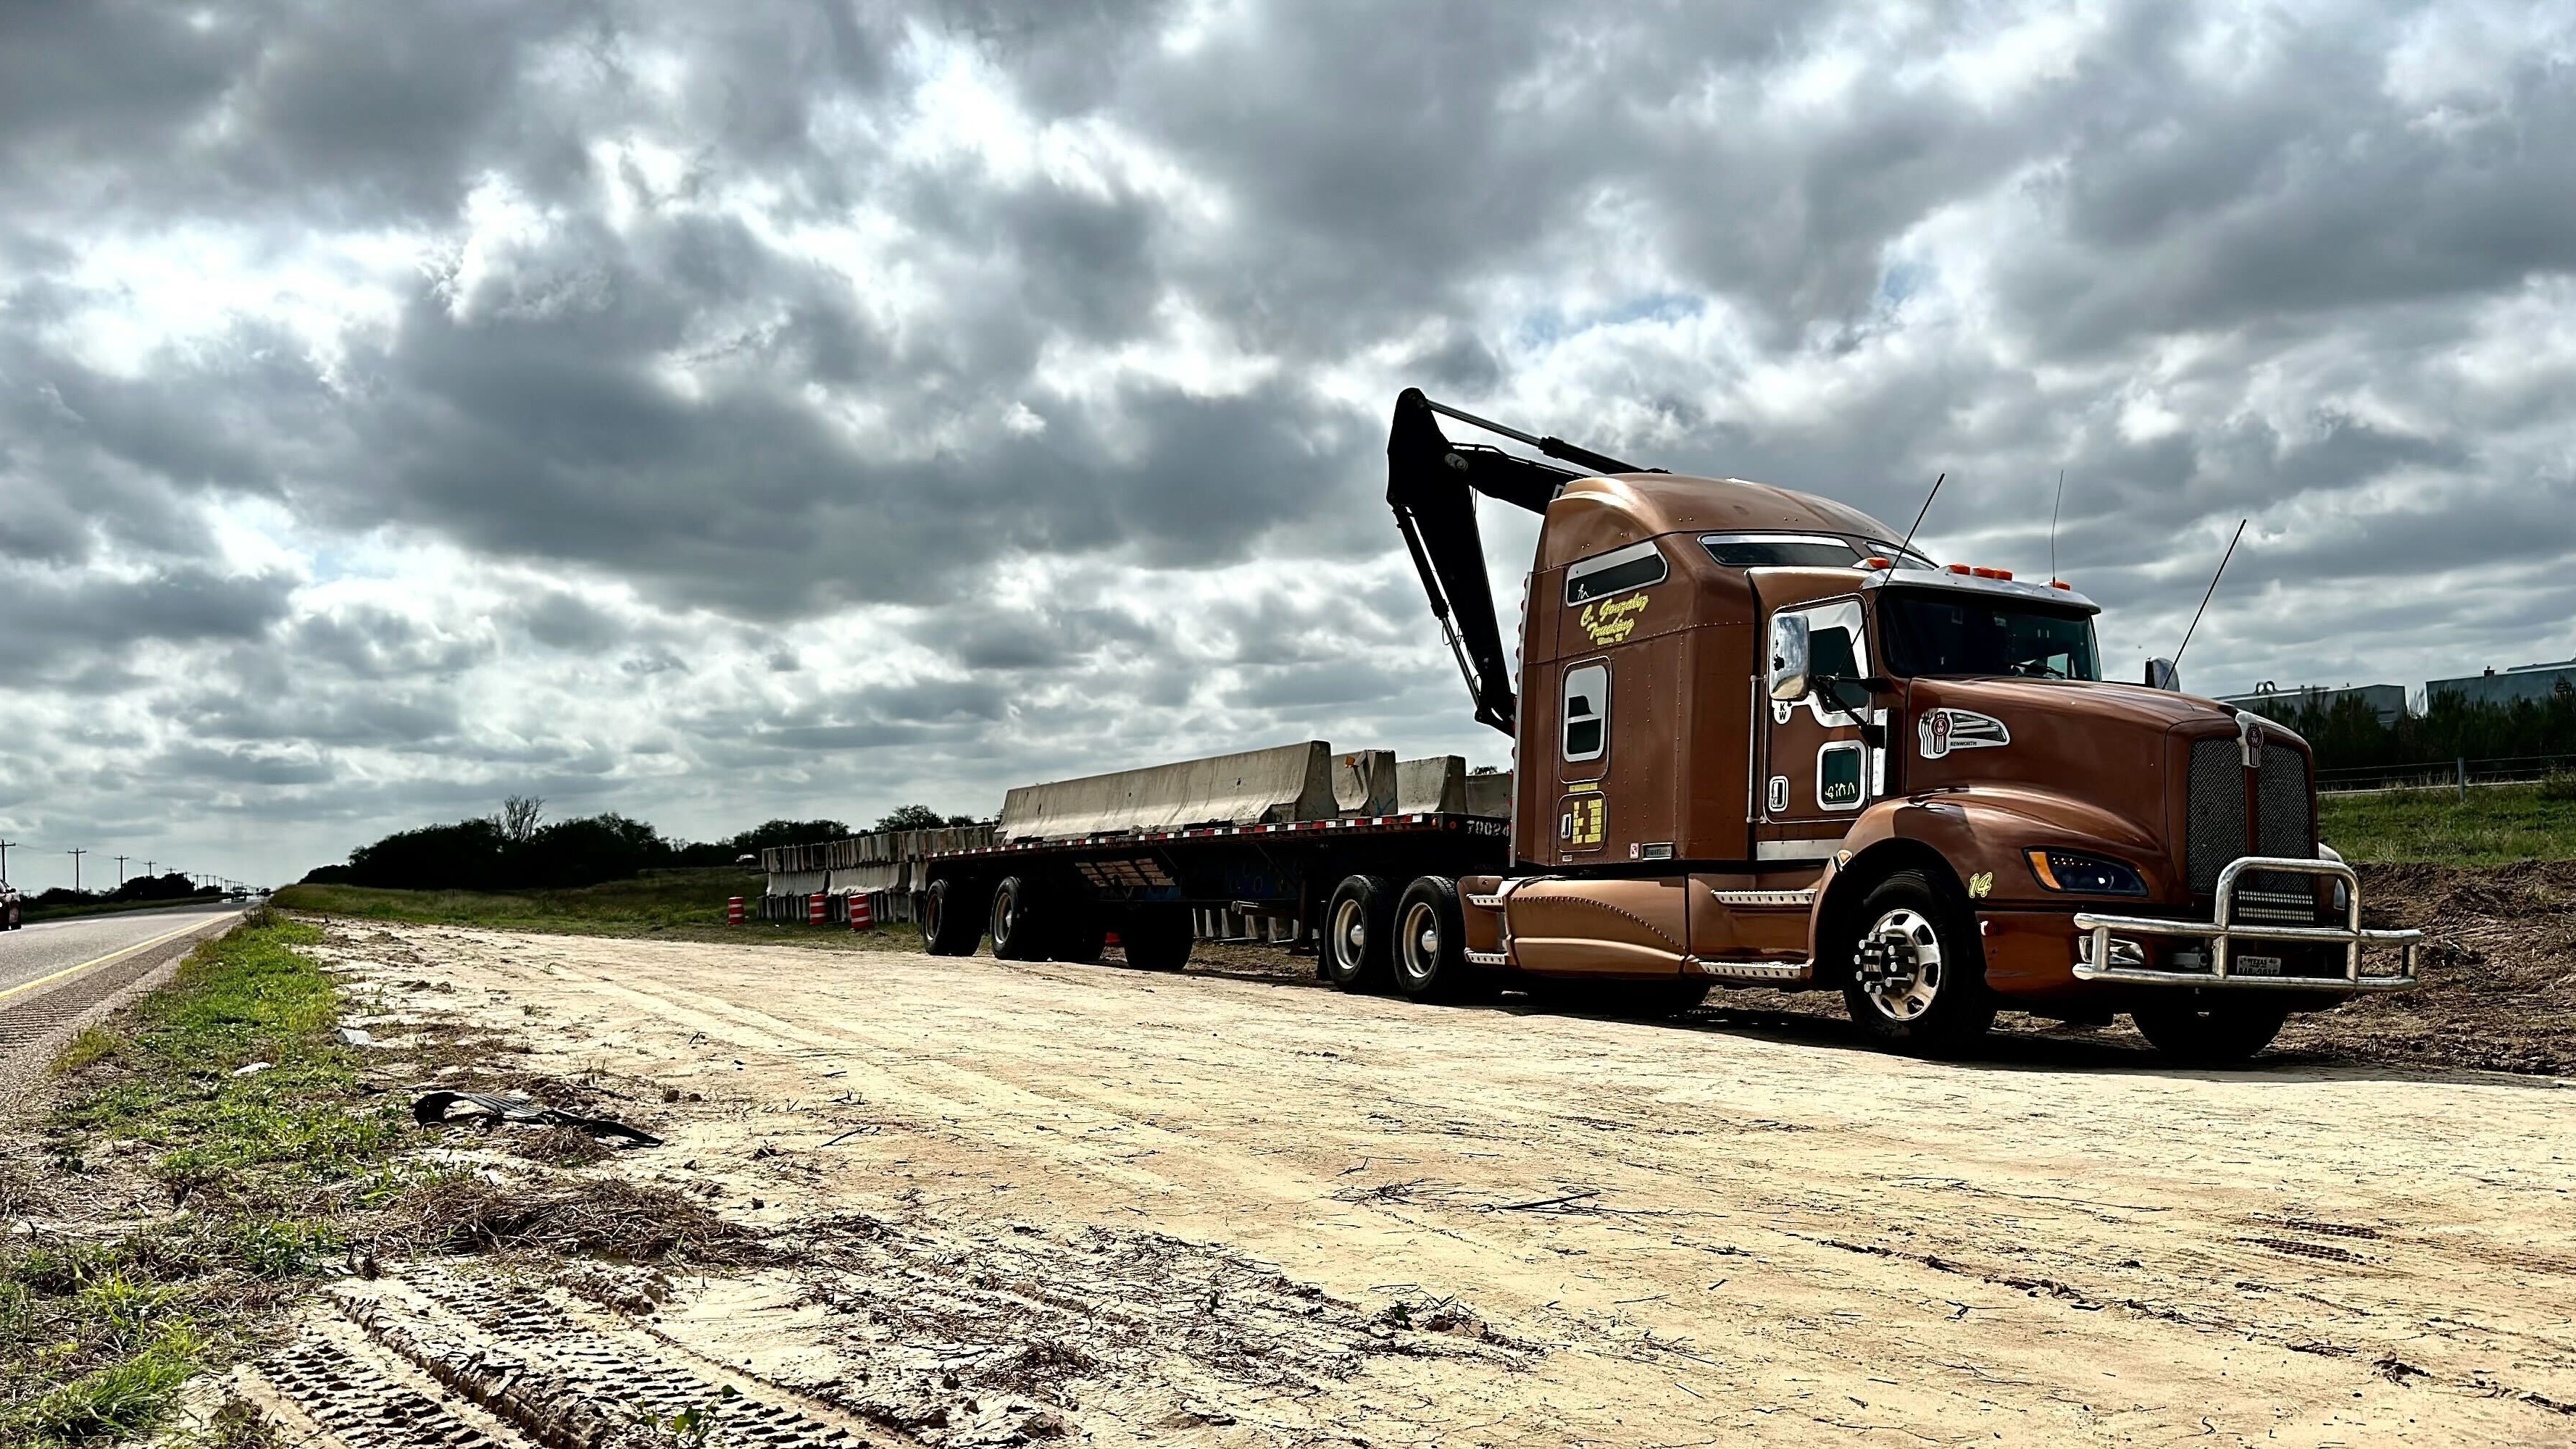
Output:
left=2234, top=955, right=2283, bottom=977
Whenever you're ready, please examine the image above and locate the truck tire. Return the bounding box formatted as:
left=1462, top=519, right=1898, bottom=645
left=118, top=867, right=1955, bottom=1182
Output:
left=1321, top=875, right=1398, bottom=990
left=920, top=879, right=981, bottom=956
left=1120, top=908, right=1192, bottom=971
left=2133, top=1002, right=2288, bottom=1065
left=989, top=876, right=1047, bottom=961
left=1839, top=869, right=1994, bottom=1055
left=1054, top=910, right=1107, bottom=964
left=1391, top=876, right=1488, bottom=1003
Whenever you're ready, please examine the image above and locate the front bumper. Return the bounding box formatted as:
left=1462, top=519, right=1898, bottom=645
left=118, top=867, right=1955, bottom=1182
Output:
left=2071, top=856, right=2420, bottom=992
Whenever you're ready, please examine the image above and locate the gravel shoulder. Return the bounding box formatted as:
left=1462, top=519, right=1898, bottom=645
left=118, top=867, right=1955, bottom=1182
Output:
left=308, top=918, right=2576, bottom=1447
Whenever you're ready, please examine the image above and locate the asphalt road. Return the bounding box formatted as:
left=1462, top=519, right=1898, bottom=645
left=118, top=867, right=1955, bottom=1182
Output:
left=0, top=902, right=246, bottom=1097
left=0, top=901, right=244, bottom=1002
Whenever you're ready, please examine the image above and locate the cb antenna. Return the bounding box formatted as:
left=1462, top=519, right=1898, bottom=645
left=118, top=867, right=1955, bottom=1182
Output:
left=2168, top=517, right=2247, bottom=677
left=1897, top=471, right=1946, bottom=560
left=2048, top=468, right=2065, bottom=583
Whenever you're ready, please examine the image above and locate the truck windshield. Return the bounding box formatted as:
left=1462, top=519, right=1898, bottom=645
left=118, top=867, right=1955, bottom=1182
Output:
left=1880, top=591, right=2101, bottom=681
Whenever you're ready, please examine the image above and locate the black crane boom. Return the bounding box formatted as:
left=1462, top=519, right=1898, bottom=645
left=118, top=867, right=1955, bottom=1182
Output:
left=1385, top=388, right=1655, bottom=735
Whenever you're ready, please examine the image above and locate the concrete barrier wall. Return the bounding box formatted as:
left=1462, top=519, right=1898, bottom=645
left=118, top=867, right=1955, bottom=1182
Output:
left=1332, top=750, right=1396, bottom=816
left=999, top=741, right=1338, bottom=842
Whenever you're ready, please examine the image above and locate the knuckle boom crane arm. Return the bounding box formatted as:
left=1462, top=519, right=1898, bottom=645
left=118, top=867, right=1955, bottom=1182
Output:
left=1383, top=388, right=1655, bottom=735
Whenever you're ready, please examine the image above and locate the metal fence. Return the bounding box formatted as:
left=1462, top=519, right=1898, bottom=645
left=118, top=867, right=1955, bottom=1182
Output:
left=2315, top=753, right=2576, bottom=795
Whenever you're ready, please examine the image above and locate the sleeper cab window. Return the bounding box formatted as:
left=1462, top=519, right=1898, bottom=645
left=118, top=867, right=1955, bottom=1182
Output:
left=1700, top=533, right=1861, bottom=569
left=1565, top=540, right=1667, bottom=604
left=1562, top=662, right=1609, bottom=761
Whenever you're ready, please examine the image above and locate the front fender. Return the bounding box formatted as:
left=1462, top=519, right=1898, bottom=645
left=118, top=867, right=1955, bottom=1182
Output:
left=1806, top=787, right=2173, bottom=973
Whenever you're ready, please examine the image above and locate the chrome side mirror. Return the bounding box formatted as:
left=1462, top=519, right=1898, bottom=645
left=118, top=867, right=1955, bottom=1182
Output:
left=2144, top=657, right=2181, bottom=691
left=1767, top=615, right=1812, bottom=701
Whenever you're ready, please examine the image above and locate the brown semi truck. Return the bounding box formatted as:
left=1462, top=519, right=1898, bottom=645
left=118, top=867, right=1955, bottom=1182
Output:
left=920, top=390, right=2419, bottom=1064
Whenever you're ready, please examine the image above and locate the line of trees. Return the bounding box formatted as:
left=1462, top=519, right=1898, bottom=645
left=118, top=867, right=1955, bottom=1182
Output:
left=2278, top=684, right=2576, bottom=772
left=300, top=797, right=977, bottom=892
left=22, top=872, right=221, bottom=910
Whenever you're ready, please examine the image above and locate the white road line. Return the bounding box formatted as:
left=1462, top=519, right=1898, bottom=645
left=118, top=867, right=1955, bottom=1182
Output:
left=0, top=914, right=237, bottom=1006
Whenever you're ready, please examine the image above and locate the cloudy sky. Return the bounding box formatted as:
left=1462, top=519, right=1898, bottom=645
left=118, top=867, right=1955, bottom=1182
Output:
left=4, top=0, right=2573, bottom=890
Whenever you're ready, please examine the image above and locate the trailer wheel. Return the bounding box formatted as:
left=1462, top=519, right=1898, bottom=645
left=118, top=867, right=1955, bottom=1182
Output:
left=1392, top=876, right=1487, bottom=1003
left=1322, top=875, right=1398, bottom=990
left=1838, top=869, right=1994, bottom=1055
left=1120, top=908, right=1192, bottom=971
left=2132, top=1002, right=2288, bottom=1065
left=921, top=879, right=982, bottom=956
left=989, top=876, right=1047, bottom=961
left=1054, top=911, right=1107, bottom=964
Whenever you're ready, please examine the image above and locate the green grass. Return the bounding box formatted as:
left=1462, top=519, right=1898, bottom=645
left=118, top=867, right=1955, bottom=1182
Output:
left=270, top=867, right=756, bottom=932
left=2321, top=780, right=2576, bottom=866
left=267, top=868, right=920, bottom=949
left=2, top=911, right=410, bottom=1447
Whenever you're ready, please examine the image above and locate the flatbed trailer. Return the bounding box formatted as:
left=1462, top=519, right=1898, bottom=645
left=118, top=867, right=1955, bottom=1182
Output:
left=919, top=809, right=1509, bottom=970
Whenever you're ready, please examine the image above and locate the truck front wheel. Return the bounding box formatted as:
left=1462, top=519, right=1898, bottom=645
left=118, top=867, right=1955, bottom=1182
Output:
left=2132, top=1002, right=2288, bottom=1065
left=1839, top=870, right=1994, bottom=1055
left=921, top=879, right=982, bottom=956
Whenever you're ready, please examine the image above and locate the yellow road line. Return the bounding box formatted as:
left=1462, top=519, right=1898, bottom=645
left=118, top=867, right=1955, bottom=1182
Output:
left=0, top=915, right=235, bottom=1006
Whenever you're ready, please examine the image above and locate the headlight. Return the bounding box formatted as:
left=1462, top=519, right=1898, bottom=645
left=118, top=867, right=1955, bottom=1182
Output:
left=2025, top=848, right=2148, bottom=896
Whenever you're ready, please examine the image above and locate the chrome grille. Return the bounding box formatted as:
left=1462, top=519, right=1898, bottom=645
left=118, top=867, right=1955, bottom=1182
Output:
left=2256, top=743, right=2314, bottom=857
left=2185, top=739, right=2243, bottom=894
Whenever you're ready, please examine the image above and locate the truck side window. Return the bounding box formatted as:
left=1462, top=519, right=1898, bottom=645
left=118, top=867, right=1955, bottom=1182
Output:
left=1562, top=663, right=1609, bottom=761
left=1566, top=540, right=1667, bottom=604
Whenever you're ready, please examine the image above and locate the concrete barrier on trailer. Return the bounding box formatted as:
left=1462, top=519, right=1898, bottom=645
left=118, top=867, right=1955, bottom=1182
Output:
left=1332, top=750, right=1397, bottom=817
left=1393, top=756, right=1512, bottom=817
left=999, top=741, right=1339, bottom=842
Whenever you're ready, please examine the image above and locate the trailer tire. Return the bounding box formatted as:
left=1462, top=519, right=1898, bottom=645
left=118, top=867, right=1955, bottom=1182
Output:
left=1054, top=911, right=1107, bottom=964
left=1322, top=875, right=1399, bottom=990
left=2132, top=1002, right=2288, bottom=1066
left=989, top=876, right=1048, bottom=961
left=921, top=879, right=982, bottom=956
left=1120, top=908, right=1192, bottom=972
left=1838, top=869, right=1994, bottom=1055
left=1392, top=876, right=1487, bottom=1003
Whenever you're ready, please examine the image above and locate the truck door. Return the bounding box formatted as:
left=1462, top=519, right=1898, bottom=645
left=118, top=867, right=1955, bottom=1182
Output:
left=1759, top=597, right=1875, bottom=862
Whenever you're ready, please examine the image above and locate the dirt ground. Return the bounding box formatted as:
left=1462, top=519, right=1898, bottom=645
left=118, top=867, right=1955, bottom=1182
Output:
left=288, top=915, right=2576, bottom=1449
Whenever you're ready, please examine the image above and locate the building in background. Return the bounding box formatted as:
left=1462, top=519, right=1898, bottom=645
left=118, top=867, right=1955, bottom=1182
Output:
left=2215, top=682, right=2409, bottom=726
left=2425, top=659, right=2576, bottom=708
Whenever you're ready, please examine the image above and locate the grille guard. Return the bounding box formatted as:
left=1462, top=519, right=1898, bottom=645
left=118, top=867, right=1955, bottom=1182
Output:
left=2072, top=856, right=2420, bottom=991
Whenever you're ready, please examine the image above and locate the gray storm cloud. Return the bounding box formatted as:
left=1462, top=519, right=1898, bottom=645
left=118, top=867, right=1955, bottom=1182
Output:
left=1, top=0, right=2570, bottom=888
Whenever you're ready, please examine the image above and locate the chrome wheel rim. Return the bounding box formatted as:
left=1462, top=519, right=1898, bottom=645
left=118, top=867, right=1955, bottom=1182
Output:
left=1398, top=901, right=1441, bottom=984
left=1331, top=897, right=1368, bottom=976
left=990, top=888, right=1017, bottom=949
left=1857, top=907, right=1943, bottom=1022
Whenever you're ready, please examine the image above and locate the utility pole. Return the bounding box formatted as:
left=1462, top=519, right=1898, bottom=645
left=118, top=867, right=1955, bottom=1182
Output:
left=115, top=855, right=130, bottom=888
left=146, top=861, right=156, bottom=878
left=0, top=838, right=14, bottom=884
left=68, top=848, right=88, bottom=893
